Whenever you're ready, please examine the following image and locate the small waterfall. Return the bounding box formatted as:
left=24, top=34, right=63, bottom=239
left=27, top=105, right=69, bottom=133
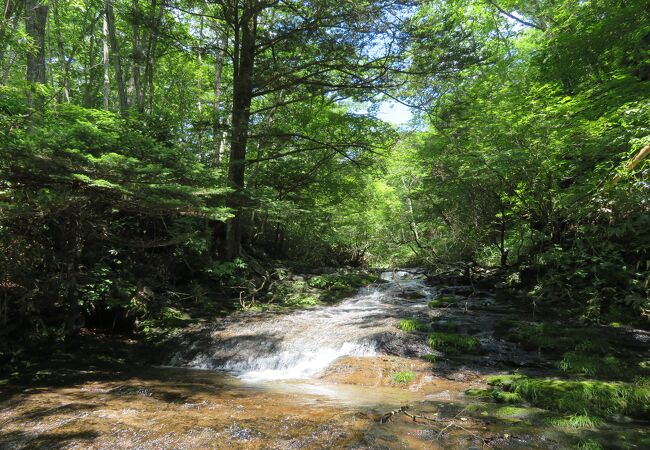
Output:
left=169, top=271, right=433, bottom=381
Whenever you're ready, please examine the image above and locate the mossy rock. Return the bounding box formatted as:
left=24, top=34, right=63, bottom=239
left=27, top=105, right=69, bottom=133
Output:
left=428, top=297, right=457, bottom=308
left=400, top=290, right=427, bottom=300
left=487, top=374, right=650, bottom=418
left=428, top=332, right=481, bottom=355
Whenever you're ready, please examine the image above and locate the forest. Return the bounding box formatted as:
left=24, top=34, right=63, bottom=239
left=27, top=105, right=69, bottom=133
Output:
left=0, top=0, right=649, bottom=448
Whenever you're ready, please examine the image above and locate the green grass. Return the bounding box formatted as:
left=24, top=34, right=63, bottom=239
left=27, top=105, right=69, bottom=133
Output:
left=548, top=413, right=603, bottom=429
left=493, top=390, right=524, bottom=403
left=392, top=371, right=416, bottom=383
left=427, top=332, right=481, bottom=355
left=558, top=351, right=621, bottom=377
left=398, top=318, right=428, bottom=332
left=574, top=439, right=604, bottom=450
left=487, top=374, right=650, bottom=418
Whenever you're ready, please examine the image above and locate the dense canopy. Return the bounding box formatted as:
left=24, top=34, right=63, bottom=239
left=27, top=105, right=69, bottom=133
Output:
left=1, top=0, right=648, bottom=347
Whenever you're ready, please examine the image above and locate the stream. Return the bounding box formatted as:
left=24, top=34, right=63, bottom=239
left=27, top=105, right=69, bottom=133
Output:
left=0, top=271, right=647, bottom=449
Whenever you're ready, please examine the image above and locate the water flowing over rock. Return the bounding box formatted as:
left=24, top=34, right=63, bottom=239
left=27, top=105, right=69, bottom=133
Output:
left=168, top=271, right=434, bottom=380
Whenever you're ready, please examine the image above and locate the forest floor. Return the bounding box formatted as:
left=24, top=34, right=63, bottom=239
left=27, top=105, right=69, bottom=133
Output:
left=0, top=270, right=648, bottom=449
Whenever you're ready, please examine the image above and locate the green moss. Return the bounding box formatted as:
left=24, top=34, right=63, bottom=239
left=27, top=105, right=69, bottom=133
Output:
left=428, top=296, right=457, bottom=308
left=392, top=371, right=415, bottom=383
left=488, top=374, right=650, bottom=418
left=427, top=332, right=481, bottom=355
left=398, top=318, right=428, bottom=332
left=493, top=406, right=533, bottom=419
left=465, top=388, right=493, bottom=398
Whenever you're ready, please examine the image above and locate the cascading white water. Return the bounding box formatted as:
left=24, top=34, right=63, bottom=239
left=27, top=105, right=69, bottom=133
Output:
left=170, top=270, right=433, bottom=381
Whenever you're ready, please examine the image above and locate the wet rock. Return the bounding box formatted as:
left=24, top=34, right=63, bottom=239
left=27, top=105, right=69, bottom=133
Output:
left=372, top=331, right=430, bottom=357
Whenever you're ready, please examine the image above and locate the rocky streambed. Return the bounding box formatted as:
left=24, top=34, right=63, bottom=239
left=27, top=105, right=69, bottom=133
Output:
left=1, top=270, right=648, bottom=449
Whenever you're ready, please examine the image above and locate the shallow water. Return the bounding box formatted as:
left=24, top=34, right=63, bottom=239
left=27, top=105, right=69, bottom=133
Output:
left=2, top=271, right=648, bottom=449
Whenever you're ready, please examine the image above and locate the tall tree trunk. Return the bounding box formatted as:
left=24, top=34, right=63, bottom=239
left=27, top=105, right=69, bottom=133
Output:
left=131, top=0, right=144, bottom=111
left=52, top=0, right=69, bottom=102
left=225, top=3, right=257, bottom=259
left=197, top=16, right=204, bottom=157
left=143, top=0, right=164, bottom=113
left=25, top=0, right=48, bottom=107
left=105, top=0, right=128, bottom=113
left=82, top=16, right=96, bottom=107
left=102, top=11, right=110, bottom=110
left=213, top=27, right=227, bottom=166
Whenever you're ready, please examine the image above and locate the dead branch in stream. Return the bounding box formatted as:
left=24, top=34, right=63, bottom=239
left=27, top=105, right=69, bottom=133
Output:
left=378, top=406, right=492, bottom=448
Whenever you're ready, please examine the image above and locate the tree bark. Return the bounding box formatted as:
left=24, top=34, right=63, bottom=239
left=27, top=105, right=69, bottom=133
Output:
left=25, top=0, right=48, bottom=107
left=82, top=11, right=96, bottom=108
left=213, top=27, right=227, bottom=166
left=105, top=0, right=128, bottom=113
left=143, top=0, right=164, bottom=113
left=225, top=1, right=257, bottom=259
left=102, top=10, right=110, bottom=109
left=52, top=0, right=69, bottom=102
left=131, top=0, right=144, bottom=111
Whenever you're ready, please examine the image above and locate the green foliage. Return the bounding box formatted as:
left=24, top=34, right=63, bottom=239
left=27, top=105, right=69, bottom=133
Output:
left=398, top=319, right=428, bottom=332
left=391, top=371, right=416, bottom=383
left=427, top=332, right=481, bottom=355
left=0, top=89, right=230, bottom=349
left=267, top=271, right=374, bottom=309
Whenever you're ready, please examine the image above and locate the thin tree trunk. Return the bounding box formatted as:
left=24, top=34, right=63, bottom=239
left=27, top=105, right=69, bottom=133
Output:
left=102, top=11, right=110, bottom=109
left=25, top=0, right=48, bottom=107
left=131, top=0, right=144, bottom=111
left=82, top=16, right=96, bottom=107
left=197, top=16, right=204, bottom=157
left=52, top=0, right=70, bottom=101
left=143, top=0, right=164, bottom=113
left=105, top=0, right=128, bottom=113
left=225, top=3, right=257, bottom=259
left=213, top=26, right=227, bottom=166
